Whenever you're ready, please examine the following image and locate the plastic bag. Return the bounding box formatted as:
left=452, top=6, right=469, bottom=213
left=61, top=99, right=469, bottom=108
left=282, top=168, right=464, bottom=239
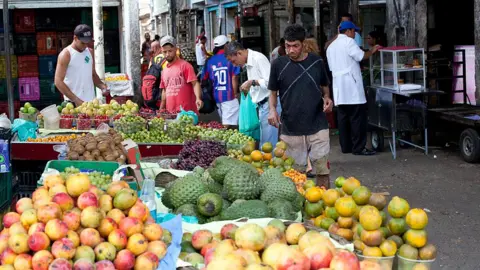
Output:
left=12, top=119, right=37, bottom=141
left=158, top=214, right=183, bottom=270
left=239, top=93, right=260, bottom=141
left=176, top=107, right=199, bottom=125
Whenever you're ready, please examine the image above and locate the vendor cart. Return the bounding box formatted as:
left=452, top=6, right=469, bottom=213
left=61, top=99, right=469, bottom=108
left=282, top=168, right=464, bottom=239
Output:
left=428, top=105, right=480, bottom=163
left=368, top=47, right=444, bottom=159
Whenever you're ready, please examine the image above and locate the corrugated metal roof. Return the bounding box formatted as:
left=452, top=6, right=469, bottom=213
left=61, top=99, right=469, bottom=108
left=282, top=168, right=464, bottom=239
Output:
left=0, top=0, right=121, bottom=8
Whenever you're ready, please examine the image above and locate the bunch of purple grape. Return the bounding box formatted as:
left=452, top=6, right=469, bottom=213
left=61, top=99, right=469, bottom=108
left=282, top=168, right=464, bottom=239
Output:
left=175, top=140, right=227, bottom=171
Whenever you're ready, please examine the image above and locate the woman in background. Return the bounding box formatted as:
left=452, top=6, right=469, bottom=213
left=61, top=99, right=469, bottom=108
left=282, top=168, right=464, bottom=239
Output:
left=304, top=38, right=320, bottom=55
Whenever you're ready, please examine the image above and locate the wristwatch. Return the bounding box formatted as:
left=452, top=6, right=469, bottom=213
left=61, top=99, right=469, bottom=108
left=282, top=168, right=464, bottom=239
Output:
left=251, top=80, right=257, bottom=87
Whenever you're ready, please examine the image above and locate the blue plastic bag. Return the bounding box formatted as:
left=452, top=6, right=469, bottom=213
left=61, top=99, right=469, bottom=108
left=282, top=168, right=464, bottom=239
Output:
left=12, top=119, right=37, bottom=141
left=158, top=214, right=183, bottom=270
left=239, top=93, right=260, bottom=141
left=176, top=107, right=199, bottom=125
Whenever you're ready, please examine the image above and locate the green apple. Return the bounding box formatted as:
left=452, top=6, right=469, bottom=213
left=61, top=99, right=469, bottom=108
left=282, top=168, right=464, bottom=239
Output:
left=24, top=102, right=32, bottom=109
left=27, top=107, right=36, bottom=114
left=57, top=106, right=63, bottom=113
left=66, top=103, right=74, bottom=110
left=20, top=107, right=26, bottom=113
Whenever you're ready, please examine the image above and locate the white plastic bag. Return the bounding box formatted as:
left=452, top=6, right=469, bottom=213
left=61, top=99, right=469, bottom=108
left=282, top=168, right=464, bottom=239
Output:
left=0, top=114, right=11, bottom=129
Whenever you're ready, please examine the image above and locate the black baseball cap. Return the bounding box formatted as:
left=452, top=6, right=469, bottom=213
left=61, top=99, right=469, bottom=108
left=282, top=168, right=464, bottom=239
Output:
left=74, top=24, right=93, bottom=43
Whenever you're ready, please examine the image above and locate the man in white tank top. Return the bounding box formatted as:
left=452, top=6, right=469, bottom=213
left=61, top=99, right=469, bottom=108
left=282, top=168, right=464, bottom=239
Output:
left=54, top=24, right=108, bottom=106
left=196, top=36, right=208, bottom=76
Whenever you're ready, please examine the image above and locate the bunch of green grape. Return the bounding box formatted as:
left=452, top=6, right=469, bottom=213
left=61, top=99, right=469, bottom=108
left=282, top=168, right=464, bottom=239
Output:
left=89, top=171, right=112, bottom=190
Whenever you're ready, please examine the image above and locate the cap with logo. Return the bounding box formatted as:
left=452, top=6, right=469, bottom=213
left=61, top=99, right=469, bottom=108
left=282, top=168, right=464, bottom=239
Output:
left=160, top=35, right=177, bottom=47
left=339, top=21, right=360, bottom=32
left=214, top=35, right=228, bottom=47
left=74, top=24, right=93, bottom=43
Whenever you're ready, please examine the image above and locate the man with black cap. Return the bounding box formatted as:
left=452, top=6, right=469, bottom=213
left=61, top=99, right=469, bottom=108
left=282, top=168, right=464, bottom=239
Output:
left=55, top=24, right=108, bottom=106
left=326, top=21, right=380, bottom=156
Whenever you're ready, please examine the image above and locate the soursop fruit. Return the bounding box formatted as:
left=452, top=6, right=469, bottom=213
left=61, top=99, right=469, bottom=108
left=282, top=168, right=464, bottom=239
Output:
left=161, top=180, right=178, bottom=209
left=223, top=166, right=260, bottom=201
left=175, top=204, right=207, bottom=224
left=259, top=168, right=283, bottom=192
left=222, top=199, right=231, bottom=210
left=209, top=156, right=243, bottom=184
left=260, top=176, right=298, bottom=203
left=291, top=191, right=305, bottom=212
left=267, top=199, right=297, bottom=221
left=220, top=200, right=270, bottom=220
left=169, top=174, right=209, bottom=209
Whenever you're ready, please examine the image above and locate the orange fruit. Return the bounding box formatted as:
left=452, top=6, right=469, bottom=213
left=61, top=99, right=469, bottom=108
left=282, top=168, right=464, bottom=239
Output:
left=387, top=218, right=407, bottom=235
left=418, top=244, right=437, bottom=260
left=273, top=148, right=285, bottom=158
left=276, top=141, right=287, bottom=150
left=261, top=142, right=273, bottom=153
left=380, top=240, right=397, bottom=256
left=404, top=229, right=427, bottom=248
left=250, top=150, right=263, bottom=162
left=313, top=216, right=325, bottom=228
left=304, top=187, right=323, bottom=203
left=334, top=197, right=357, bottom=217
left=325, top=206, right=339, bottom=221
left=387, top=196, right=410, bottom=218
left=342, top=177, right=361, bottom=195
left=405, top=208, right=428, bottom=230
left=352, top=186, right=371, bottom=205
left=263, top=153, right=272, bottom=161
left=359, top=207, right=382, bottom=231
left=362, top=246, right=382, bottom=257
left=323, top=189, right=340, bottom=207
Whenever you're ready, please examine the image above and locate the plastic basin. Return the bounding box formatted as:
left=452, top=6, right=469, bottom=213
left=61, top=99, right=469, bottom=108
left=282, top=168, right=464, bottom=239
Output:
left=44, top=116, right=60, bottom=130
left=40, top=104, right=60, bottom=121
left=397, top=255, right=435, bottom=270
left=357, top=254, right=395, bottom=270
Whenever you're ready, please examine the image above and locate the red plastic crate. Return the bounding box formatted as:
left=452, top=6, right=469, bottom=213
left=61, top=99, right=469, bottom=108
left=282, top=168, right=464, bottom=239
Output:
left=57, top=32, right=73, bottom=53
left=37, top=32, right=57, bottom=55
left=0, top=101, right=21, bottom=118
left=18, top=77, right=40, bottom=101
left=17, top=55, right=39, bottom=78
left=14, top=10, right=35, bottom=33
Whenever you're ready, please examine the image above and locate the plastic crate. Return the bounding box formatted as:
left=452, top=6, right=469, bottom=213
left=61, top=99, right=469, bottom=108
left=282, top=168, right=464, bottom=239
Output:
left=14, top=10, right=35, bottom=33
left=39, top=55, right=57, bottom=78
left=56, top=10, right=80, bottom=31
left=35, top=9, right=57, bottom=31
left=105, top=65, right=120, bottom=74
left=0, top=34, right=14, bottom=55
left=39, top=78, right=60, bottom=100
left=0, top=55, right=18, bottom=79
left=18, top=55, right=39, bottom=78
left=37, top=32, right=58, bottom=55
left=0, top=79, right=19, bottom=100
left=57, top=32, right=73, bottom=53
left=81, top=8, right=118, bottom=30
left=105, top=30, right=120, bottom=66
left=14, top=34, right=37, bottom=55
left=12, top=171, right=40, bottom=191
left=0, top=172, right=13, bottom=212
left=37, top=160, right=120, bottom=187
left=18, top=77, right=40, bottom=101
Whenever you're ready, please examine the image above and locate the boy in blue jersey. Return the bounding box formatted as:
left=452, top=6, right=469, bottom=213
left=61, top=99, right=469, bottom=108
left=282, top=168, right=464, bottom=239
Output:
left=202, top=35, right=240, bottom=127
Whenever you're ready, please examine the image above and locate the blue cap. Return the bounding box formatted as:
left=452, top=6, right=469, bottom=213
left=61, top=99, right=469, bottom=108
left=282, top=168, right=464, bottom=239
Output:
left=339, top=21, right=360, bottom=32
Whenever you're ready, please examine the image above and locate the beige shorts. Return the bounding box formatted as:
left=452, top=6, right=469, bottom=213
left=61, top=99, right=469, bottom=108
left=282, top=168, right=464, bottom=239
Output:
left=280, top=129, right=330, bottom=175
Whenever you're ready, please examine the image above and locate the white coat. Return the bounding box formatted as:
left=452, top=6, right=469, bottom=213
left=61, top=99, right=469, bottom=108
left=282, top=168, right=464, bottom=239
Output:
left=326, top=34, right=366, bottom=106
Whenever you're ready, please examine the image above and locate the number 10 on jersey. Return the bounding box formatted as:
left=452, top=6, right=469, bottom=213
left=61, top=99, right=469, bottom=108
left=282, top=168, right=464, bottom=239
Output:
left=214, top=70, right=227, bottom=86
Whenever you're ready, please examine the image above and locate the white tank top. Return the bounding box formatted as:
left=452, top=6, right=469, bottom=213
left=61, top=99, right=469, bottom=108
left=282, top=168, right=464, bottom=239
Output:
left=196, top=43, right=206, bottom=65
left=64, top=46, right=95, bottom=102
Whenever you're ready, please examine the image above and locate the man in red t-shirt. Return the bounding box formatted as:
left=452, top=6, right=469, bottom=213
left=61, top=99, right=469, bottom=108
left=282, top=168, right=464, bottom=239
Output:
left=160, top=36, right=203, bottom=114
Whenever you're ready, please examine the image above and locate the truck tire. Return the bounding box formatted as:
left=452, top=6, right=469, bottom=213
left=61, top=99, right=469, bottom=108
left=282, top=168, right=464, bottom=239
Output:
left=459, top=128, right=480, bottom=163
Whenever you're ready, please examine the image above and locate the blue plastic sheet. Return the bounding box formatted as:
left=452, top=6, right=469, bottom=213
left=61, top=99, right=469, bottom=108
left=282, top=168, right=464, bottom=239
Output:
left=12, top=119, right=37, bottom=141
left=158, top=214, right=183, bottom=270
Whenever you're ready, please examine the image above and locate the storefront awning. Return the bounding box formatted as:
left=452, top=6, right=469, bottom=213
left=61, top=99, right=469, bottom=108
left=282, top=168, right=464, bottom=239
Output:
left=0, top=0, right=121, bottom=8
left=359, top=0, right=386, bottom=6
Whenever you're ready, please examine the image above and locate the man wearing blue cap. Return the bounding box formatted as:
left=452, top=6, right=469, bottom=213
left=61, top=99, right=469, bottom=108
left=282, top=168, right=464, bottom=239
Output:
left=326, top=21, right=380, bottom=156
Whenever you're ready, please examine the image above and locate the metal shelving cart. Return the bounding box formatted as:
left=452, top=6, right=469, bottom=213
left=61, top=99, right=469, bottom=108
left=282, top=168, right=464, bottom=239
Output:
left=368, top=47, right=443, bottom=159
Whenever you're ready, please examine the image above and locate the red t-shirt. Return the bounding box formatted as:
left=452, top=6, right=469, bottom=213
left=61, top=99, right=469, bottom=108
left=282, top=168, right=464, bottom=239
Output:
left=160, top=59, right=199, bottom=114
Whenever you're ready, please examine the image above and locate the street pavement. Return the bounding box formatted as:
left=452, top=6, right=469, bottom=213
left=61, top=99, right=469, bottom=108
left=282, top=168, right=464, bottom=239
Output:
left=329, top=136, right=480, bottom=269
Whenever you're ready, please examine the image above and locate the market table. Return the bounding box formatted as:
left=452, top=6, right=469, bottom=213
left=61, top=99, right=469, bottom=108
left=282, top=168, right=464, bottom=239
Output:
left=11, top=141, right=184, bottom=161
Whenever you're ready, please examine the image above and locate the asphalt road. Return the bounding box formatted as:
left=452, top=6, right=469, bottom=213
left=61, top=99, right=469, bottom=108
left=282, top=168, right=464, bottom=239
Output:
left=328, top=135, right=480, bottom=270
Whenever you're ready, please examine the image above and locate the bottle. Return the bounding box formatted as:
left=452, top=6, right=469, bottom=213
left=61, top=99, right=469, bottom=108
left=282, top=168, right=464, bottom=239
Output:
left=139, top=178, right=157, bottom=223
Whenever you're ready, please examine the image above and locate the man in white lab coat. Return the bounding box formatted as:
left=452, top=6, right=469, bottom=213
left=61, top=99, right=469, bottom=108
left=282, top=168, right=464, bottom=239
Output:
left=326, top=21, right=380, bottom=156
